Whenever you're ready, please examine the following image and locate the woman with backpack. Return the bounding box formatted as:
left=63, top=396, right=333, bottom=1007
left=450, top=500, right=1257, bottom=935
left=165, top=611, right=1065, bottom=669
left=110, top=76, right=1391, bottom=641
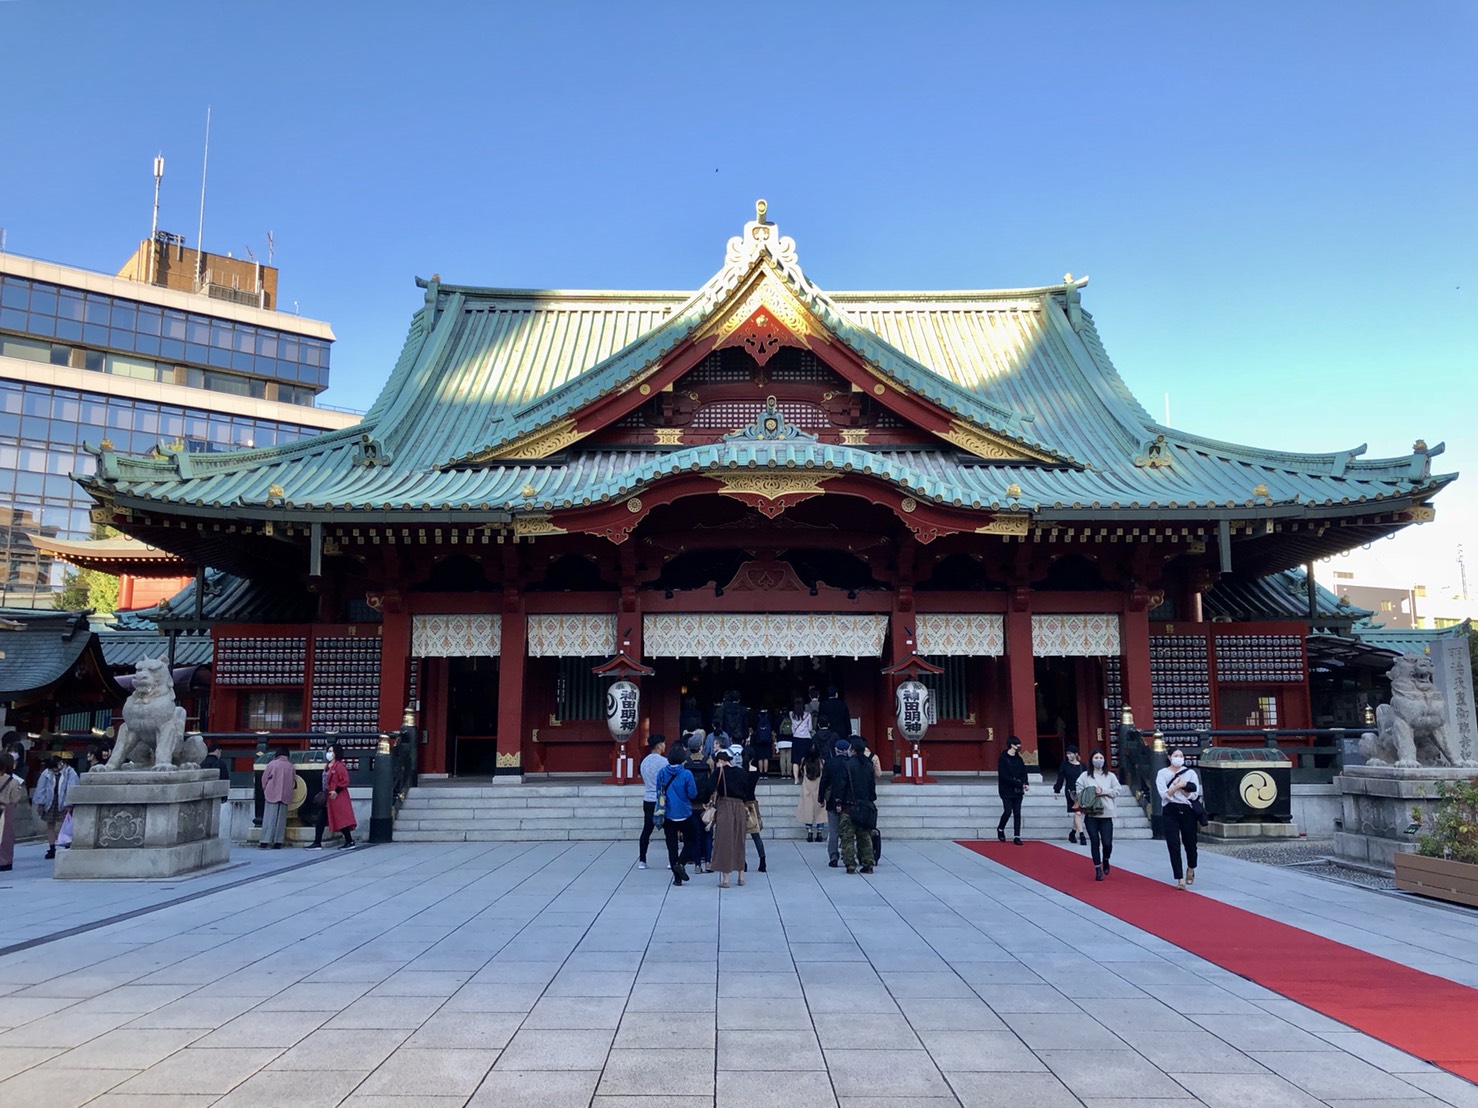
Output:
left=794, top=746, right=826, bottom=842
left=788, top=696, right=814, bottom=783
left=751, top=708, right=774, bottom=779
left=1079, top=751, right=1121, bottom=881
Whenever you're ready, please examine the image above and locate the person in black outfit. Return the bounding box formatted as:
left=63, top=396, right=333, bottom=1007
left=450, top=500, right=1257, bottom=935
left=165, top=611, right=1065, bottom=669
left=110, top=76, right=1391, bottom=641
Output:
left=996, top=735, right=1030, bottom=844
left=200, top=742, right=232, bottom=784
left=740, top=743, right=767, bottom=872
left=718, top=690, right=750, bottom=746
left=1052, top=745, right=1087, bottom=844
left=817, top=686, right=851, bottom=741
left=818, top=736, right=853, bottom=866
left=685, top=737, right=716, bottom=873
left=679, top=696, right=704, bottom=736
left=837, top=740, right=877, bottom=874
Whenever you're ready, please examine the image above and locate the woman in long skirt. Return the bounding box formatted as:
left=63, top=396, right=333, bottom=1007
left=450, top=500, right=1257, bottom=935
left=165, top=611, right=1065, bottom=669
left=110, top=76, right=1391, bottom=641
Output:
left=794, top=748, right=826, bottom=842
left=709, top=748, right=749, bottom=888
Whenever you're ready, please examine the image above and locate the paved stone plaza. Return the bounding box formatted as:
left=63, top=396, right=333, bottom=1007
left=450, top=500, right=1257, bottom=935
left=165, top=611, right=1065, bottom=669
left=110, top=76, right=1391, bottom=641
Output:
left=1, top=836, right=1476, bottom=1108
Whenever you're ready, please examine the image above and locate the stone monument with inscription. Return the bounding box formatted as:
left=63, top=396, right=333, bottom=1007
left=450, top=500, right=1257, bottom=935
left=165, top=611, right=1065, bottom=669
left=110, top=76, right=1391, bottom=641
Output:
left=1335, top=650, right=1478, bottom=869
left=54, top=659, right=228, bottom=879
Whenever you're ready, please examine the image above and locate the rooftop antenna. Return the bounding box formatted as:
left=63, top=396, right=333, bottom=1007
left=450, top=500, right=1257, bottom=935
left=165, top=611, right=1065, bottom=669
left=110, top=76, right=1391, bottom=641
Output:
left=266, top=230, right=275, bottom=266
left=149, top=154, right=164, bottom=283
left=195, top=106, right=211, bottom=288
left=1164, top=393, right=1171, bottom=426
left=1460, top=544, right=1469, bottom=601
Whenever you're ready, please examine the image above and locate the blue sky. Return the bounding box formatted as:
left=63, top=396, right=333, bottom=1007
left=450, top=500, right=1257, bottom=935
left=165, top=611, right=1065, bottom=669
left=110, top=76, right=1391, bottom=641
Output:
left=3, top=1, right=1474, bottom=593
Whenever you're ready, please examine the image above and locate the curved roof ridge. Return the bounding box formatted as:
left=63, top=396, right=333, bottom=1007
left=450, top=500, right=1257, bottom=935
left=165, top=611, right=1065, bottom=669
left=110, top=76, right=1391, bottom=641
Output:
left=1154, top=425, right=1441, bottom=477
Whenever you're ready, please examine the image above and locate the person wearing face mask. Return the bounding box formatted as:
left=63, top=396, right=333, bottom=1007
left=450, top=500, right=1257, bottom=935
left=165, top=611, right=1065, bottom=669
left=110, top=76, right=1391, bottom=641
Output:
left=1155, top=748, right=1201, bottom=889
left=1052, top=745, right=1086, bottom=845
left=995, top=736, right=1029, bottom=845
left=1080, top=752, right=1120, bottom=880
left=322, top=742, right=357, bottom=850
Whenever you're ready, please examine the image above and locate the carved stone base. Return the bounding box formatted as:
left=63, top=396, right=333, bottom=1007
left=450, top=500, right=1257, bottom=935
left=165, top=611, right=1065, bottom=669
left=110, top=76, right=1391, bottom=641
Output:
left=1333, top=765, right=1457, bottom=871
left=53, top=769, right=230, bottom=880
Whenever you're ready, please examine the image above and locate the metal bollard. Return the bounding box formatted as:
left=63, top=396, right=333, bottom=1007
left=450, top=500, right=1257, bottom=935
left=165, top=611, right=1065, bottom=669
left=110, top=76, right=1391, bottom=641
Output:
left=370, top=733, right=394, bottom=843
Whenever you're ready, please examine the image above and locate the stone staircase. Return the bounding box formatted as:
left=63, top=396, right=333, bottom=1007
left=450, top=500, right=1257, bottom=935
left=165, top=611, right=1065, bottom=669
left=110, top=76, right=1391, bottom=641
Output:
left=394, top=778, right=1155, bottom=843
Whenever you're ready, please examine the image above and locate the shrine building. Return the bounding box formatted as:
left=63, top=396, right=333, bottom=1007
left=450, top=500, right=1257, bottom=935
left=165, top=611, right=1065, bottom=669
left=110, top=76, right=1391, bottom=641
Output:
left=77, top=204, right=1454, bottom=778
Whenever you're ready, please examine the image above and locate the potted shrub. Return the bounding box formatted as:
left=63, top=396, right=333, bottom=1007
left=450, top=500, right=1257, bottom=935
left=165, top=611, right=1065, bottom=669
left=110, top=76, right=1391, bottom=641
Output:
left=1395, top=776, right=1478, bottom=907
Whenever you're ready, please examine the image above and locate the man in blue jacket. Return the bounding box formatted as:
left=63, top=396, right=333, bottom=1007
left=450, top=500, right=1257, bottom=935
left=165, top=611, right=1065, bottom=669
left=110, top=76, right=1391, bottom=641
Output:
left=657, top=748, right=698, bottom=887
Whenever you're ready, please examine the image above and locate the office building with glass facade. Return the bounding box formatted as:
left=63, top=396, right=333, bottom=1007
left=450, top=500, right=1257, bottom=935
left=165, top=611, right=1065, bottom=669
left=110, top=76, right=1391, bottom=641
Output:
left=0, top=248, right=358, bottom=606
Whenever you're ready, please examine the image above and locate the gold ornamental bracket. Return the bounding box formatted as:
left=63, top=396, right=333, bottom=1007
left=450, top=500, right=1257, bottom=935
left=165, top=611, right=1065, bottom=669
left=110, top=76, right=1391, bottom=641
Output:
left=976, top=512, right=1031, bottom=536
left=711, top=472, right=837, bottom=501
left=465, top=418, right=582, bottom=465
left=512, top=513, right=566, bottom=539
left=939, top=419, right=1054, bottom=464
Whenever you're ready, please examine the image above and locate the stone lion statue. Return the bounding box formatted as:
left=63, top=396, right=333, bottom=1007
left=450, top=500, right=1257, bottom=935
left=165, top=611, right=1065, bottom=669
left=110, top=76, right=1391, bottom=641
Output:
left=1360, top=653, right=1477, bottom=769
left=99, top=658, right=206, bottom=772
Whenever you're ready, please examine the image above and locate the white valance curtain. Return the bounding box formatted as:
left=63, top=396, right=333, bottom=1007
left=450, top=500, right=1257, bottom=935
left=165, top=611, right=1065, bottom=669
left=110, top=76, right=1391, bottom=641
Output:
left=915, top=613, right=1005, bottom=656
left=644, top=613, right=888, bottom=659
left=411, top=614, right=501, bottom=657
left=526, top=614, right=616, bottom=657
left=1032, top=614, right=1121, bottom=657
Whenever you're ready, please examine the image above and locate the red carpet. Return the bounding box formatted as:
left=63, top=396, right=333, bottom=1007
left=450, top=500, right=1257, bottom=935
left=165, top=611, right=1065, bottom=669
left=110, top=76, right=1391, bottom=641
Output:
left=959, top=840, right=1478, bottom=1083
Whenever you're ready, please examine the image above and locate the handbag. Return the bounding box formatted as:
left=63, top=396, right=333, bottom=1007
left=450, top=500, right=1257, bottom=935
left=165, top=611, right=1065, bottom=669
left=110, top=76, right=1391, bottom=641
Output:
left=702, top=804, right=717, bottom=830
left=313, top=790, right=327, bottom=808
left=745, top=799, right=762, bottom=834
left=1168, top=767, right=1209, bottom=826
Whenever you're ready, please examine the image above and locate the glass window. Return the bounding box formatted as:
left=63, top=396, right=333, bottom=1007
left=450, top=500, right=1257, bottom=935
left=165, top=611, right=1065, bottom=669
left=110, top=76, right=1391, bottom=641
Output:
left=187, top=317, right=211, bottom=345
left=54, top=316, right=82, bottom=342
left=19, top=445, right=49, bottom=471
left=13, top=472, right=43, bottom=497
left=237, top=691, right=303, bottom=731
left=163, top=310, right=187, bottom=340
left=280, top=339, right=299, bottom=363
left=108, top=327, right=139, bottom=352
left=256, top=332, right=278, bottom=358
left=160, top=337, right=185, bottom=361
left=235, top=326, right=255, bottom=353
left=205, top=372, right=249, bottom=397
left=211, top=323, right=232, bottom=349
left=231, top=350, right=254, bottom=373
left=84, top=350, right=105, bottom=372
left=27, top=313, right=57, bottom=338
left=184, top=342, right=207, bottom=365
left=84, top=297, right=110, bottom=326
left=2, top=336, right=51, bottom=363
left=185, top=414, right=208, bottom=440
left=0, top=280, right=28, bottom=309
left=136, top=306, right=162, bottom=336
left=57, top=292, right=84, bottom=322
left=22, top=390, right=51, bottom=417
left=160, top=411, right=184, bottom=437
left=135, top=333, right=160, bottom=356
left=106, top=406, right=134, bottom=431
left=48, top=343, right=70, bottom=367
left=28, top=285, right=58, bottom=316
left=49, top=421, right=81, bottom=447
left=133, top=408, right=159, bottom=435
left=0, top=386, right=20, bottom=414
left=105, top=354, right=160, bottom=381
left=110, top=302, right=136, bottom=330
left=79, top=398, right=106, bottom=424
left=51, top=393, right=80, bottom=421
left=0, top=306, right=25, bottom=330
left=83, top=323, right=108, bottom=346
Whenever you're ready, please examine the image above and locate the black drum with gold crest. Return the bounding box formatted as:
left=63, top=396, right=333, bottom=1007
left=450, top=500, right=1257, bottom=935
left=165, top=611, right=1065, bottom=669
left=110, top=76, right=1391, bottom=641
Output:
left=1196, top=746, right=1292, bottom=824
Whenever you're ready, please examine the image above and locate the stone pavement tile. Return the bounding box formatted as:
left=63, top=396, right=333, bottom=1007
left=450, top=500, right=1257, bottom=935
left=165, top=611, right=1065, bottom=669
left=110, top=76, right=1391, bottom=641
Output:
left=1399, top=1070, right=1478, bottom=1108
left=0, top=994, right=83, bottom=1028
left=125, top=994, right=262, bottom=1028
left=947, top=1070, right=1105, bottom=1108
left=1248, top=1051, right=1440, bottom=1100
left=466, top=1067, right=601, bottom=1107
left=895, top=996, right=1004, bottom=1031
left=14, top=971, right=139, bottom=998
left=1080, top=1100, right=1206, bottom=1107
left=1077, top=997, right=1201, bottom=1031
left=565, top=949, right=645, bottom=971
left=0, top=1063, right=135, bottom=1107
left=597, top=1048, right=717, bottom=1095
left=951, top=961, right=1049, bottom=986
left=1111, top=1026, right=1266, bottom=1073
left=717, top=1069, right=837, bottom=1108
left=523, top=995, right=628, bottom=1029
left=1188, top=1013, right=1339, bottom=1053
left=0, top=1045, right=65, bottom=1080
left=1166, top=985, right=1264, bottom=1014
left=1315, top=1033, right=1442, bottom=1074
left=0, top=1010, right=136, bottom=1048
left=789, top=942, right=868, bottom=962
left=918, top=1029, right=1045, bottom=1072
left=111, top=1047, right=282, bottom=1094
left=1037, top=1048, right=1189, bottom=1099
left=369, top=970, right=475, bottom=996
left=979, top=982, right=1080, bottom=1013
left=1174, top=1071, right=1331, bottom=1107
left=638, top=961, right=718, bottom=984
left=65, top=984, right=199, bottom=1014
left=614, top=1011, right=717, bottom=1049
left=340, top=1098, right=469, bottom=1108
left=812, top=1012, right=920, bottom=1050
left=356, top=1046, right=498, bottom=1097
left=800, top=963, right=883, bottom=987
left=323, top=994, right=446, bottom=1029
left=470, top=960, right=564, bottom=984
left=999, top=1011, right=1126, bottom=1051
left=878, top=970, right=976, bottom=998
left=213, top=1067, right=365, bottom=1107
left=303, top=961, right=408, bottom=984
left=497, top=1027, right=614, bottom=1070
left=718, top=1027, right=824, bottom=1070
left=57, top=1026, right=207, bottom=1069
left=268, top=1028, right=410, bottom=1071
left=255, top=980, right=374, bottom=1011
left=404, top=1011, right=525, bottom=1049
left=85, top=1096, right=220, bottom=1108
left=1030, top=969, right=1150, bottom=999
left=718, top=997, right=812, bottom=1029
left=1252, top=996, right=1368, bottom=1034
left=825, top=1047, right=953, bottom=1098
left=805, top=986, right=898, bottom=1013
left=627, top=981, right=717, bottom=1012
left=196, top=1009, right=331, bottom=1048
left=718, top=972, right=805, bottom=998
left=441, top=981, right=547, bottom=1013
left=544, top=970, right=637, bottom=998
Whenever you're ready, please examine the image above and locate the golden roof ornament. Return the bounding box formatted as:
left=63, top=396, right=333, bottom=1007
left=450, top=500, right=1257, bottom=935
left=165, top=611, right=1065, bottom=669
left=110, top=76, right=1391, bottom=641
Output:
left=1006, top=483, right=1022, bottom=498
left=1253, top=483, right=1270, bottom=498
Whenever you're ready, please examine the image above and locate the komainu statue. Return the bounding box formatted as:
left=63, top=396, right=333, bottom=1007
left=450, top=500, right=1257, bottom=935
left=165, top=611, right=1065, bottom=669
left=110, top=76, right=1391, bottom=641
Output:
left=100, top=658, right=207, bottom=772
left=1360, top=653, right=1477, bottom=768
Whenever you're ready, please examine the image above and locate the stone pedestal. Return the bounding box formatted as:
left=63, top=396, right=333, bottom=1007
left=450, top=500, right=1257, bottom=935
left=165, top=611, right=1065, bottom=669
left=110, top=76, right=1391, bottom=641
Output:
left=54, top=769, right=230, bottom=879
left=1334, top=765, right=1455, bottom=870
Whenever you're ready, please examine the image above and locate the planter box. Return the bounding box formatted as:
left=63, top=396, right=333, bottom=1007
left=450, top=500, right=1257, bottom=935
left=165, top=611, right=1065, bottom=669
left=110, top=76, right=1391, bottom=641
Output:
left=1394, top=852, right=1478, bottom=909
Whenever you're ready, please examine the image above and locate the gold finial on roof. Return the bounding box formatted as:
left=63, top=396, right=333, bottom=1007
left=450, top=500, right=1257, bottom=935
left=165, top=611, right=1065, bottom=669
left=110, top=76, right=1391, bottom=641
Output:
left=99, top=437, right=114, bottom=451
left=1414, top=439, right=1428, bottom=452
left=268, top=484, right=285, bottom=499
left=1006, top=483, right=1022, bottom=498
left=1253, top=483, right=1269, bottom=497
left=756, top=198, right=768, bottom=223
left=1064, top=273, right=1073, bottom=284
left=521, top=483, right=537, bottom=498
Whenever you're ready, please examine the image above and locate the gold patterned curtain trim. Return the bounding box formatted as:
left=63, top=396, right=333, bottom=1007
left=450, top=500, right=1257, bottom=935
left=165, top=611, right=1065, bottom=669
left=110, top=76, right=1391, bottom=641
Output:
left=411, top=614, right=502, bottom=658
left=916, top=613, right=1004, bottom=656
left=1031, top=613, right=1121, bottom=657
left=527, top=614, right=617, bottom=658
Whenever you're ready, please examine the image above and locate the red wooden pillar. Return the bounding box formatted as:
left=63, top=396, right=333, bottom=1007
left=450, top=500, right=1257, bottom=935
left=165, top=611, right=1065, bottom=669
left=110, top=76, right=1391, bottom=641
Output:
left=378, top=599, right=410, bottom=731
left=1005, top=587, right=1037, bottom=765
left=422, top=658, right=448, bottom=775
left=496, top=603, right=527, bottom=778
left=1120, top=598, right=1155, bottom=732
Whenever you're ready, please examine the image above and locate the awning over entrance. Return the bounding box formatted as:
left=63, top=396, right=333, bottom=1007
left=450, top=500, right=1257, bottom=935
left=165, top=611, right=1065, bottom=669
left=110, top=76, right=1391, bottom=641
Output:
left=1032, top=614, right=1121, bottom=657
left=644, top=613, right=887, bottom=659
left=527, top=614, right=615, bottom=657
left=412, top=614, right=502, bottom=657
left=916, top=613, right=1004, bottom=656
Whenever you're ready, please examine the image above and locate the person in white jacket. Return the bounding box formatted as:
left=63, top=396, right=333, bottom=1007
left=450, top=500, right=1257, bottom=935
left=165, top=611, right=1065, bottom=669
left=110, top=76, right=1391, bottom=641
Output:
left=1155, top=748, right=1203, bottom=889
left=33, top=755, right=78, bottom=860
left=1080, top=753, right=1120, bottom=881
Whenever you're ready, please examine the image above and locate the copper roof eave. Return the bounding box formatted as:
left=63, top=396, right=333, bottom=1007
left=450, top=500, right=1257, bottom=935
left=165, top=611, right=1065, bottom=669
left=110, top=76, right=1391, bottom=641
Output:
left=26, top=534, right=193, bottom=577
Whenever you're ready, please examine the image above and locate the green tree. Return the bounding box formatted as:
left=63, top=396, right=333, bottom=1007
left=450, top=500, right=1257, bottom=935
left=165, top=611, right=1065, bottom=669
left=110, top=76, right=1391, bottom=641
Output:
left=54, top=523, right=123, bottom=615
